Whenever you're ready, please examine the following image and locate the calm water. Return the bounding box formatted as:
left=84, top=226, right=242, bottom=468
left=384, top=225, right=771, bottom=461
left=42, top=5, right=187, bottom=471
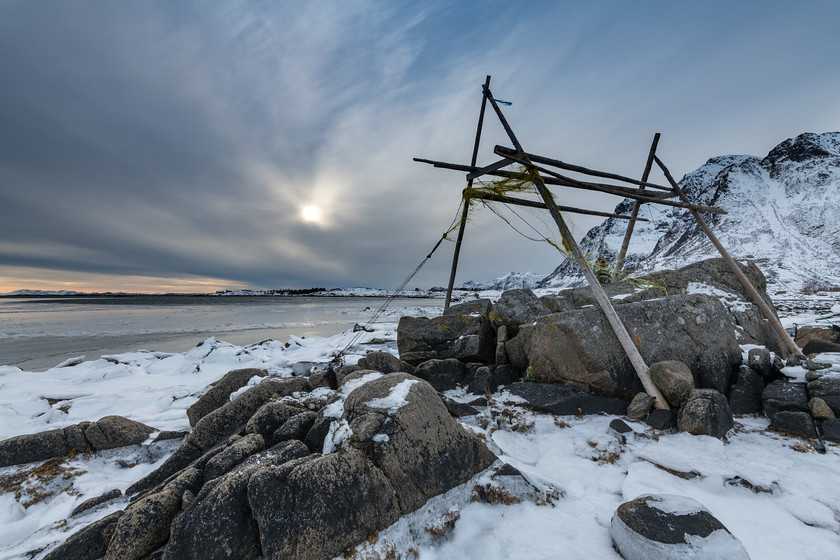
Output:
left=0, top=295, right=442, bottom=371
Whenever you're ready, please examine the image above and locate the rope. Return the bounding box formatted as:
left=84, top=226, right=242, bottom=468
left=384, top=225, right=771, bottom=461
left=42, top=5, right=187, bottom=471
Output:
left=328, top=200, right=465, bottom=370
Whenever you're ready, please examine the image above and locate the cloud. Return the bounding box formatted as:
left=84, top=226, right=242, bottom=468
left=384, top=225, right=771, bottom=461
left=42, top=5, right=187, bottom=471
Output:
left=1, top=0, right=839, bottom=291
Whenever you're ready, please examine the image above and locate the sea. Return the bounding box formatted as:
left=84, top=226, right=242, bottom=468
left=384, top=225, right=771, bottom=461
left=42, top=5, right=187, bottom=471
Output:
left=0, top=295, right=443, bottom=371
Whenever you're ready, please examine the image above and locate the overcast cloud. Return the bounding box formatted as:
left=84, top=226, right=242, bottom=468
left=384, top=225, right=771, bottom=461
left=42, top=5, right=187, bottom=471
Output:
left=1, top=0, right=838, bottom=292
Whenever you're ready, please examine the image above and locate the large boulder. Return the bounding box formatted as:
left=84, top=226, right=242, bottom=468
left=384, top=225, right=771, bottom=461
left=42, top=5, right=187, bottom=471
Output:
left=248, top=450, right=398, bottom=560
left=489, top=289, right=549, bottom=335
left=244, top=402, right=302, bottom=441
left=728, top=366, right=764, bottom=415
left=397, top=314, right=494, bottom=365
left=356, top=351, right=414, bottom=374
left=204, top=433, right=265, bottom=481
left=84, top=416, right=155, bottom=451
left=762, top=381, right=809, bottom=417
left=677, top=389, right=734, bottom=438
left=187, top=368, right=268, bottom=427
left=105, top=467, right=203, bottom=560
left=517, top=294, right=741, bottom=400
left=248, top=374, right=496, bottom=560
left=342, top=373, right=496, bottom=512
left=164, top=441, right=310, bottom=560
left=443, top=298, right=492, bottom=317
left=0, top=428, right=71, bottom=468
left=610, top=494, right=750, bottom=559
left=187, top=377, right=309, bottom=450
left=43, top=511, right=123, bottom=560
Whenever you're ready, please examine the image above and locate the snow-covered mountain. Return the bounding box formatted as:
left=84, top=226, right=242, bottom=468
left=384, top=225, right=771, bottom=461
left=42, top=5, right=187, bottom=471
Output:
left=457, top=271, right=545, bottom=291
left=540, top=132, right=840, bottom=294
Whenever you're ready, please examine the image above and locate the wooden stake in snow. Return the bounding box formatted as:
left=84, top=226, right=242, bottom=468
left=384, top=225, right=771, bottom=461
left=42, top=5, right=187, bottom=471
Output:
left=654, top=155, right=803, bottom=358
left=482, top=85, right=669, bottom=410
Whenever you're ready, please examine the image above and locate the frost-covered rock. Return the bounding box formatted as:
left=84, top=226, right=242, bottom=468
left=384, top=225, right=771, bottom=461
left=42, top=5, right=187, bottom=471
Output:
left=186, top=368, right=268, bottom=427
left=84, top=416, right=155, bottom=452
left=489, top=289, right=549, bottom=335
left=610, top=494, right=750, bottom=560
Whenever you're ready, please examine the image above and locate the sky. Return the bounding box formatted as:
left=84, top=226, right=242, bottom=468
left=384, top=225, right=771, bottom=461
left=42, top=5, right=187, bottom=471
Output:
left=1, top=0, right=838, bottom=293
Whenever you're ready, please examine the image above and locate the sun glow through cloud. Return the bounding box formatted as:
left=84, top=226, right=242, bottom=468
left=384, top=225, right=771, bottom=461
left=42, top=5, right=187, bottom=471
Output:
left=301, top=205, right=321, bottom=223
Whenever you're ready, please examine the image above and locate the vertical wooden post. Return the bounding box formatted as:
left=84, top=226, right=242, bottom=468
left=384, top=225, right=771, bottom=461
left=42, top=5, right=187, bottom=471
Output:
left=483, top=86, right=669, bottom=410
left=615, top=133, right=661, bottom=277
left=654, top=155, right=803, bottom=358
left=444, top=75, right=491, bottom=311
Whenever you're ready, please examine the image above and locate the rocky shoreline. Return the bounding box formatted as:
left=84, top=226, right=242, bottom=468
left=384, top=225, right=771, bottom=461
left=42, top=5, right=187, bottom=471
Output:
left=2, top=258, right=839, bottom=559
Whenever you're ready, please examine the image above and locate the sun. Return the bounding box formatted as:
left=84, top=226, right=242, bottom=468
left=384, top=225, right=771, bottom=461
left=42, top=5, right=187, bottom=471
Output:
left=300, top=205, right=321, bottom=223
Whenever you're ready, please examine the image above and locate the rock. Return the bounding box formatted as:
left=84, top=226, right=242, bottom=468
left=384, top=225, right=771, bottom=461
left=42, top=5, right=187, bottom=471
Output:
left=43, top=511, right=123, bottom=560
left=504, top=333, right=529, bottom=371
left=627, top=392, right=655, bottom=420
left=807, top=377, right=840, bottom=417
left=803, top=338, right=840, bottom=354
left=728, top=366, right=764, bottom=415
left=649, top=361, right=694, bottom=407
left=519, top=294, right=741, bottom=400
left=762, top=381, right=809, bottom=417
left=495, top=325, right=509, bottom=365
left=0, top=428, right=71, bottom=468
left=809, top=397, right=836, bottom=420
left=413, top=358, right=467, bottom=392
left=186, top=368, right=268, bottom=427
left=153, top=430, right=189, bottom=443
left=644, top=409, right=676, bottom=430
left=440, top=396, right=479, bottom=417
left=303, top=415, right=334, bottom=453
left=489, top=289, right=549, bottom=335
left=306, top=369, right=332, bottom=390
left=747, top=347, right=772, bottom=377
left=338, top=369, right=382, bottom=388
left=539, top=294, right=574, bottom=314
left=342, top=373, right=496, bottom=513
left=187, top=377, right=308, bottom=450
left=506, top=381, right=629, bottom=416
left=361, top=351, right=414, bottom=374
left=335, top=364, right=360, bottom=385
left=770, top=411, right=817, bottom=439
left=105, top=467, right=203, bottom=560
left=795, top=325, right=840, bottom=347
left=125, top=441, right=203, bottom=496
left=71, top=488, right=122, bottom=517
left=443, top=298, right=492, bottom=317
left=244, top=402, right=302, bottom=441
left=163, top=441, right=309, bottom=560
left=397, top=314, right=495, bottom=365
left=204, top=433, right=265, bottom=481
left=492, top=364, right=517, bottom=388
left=609, top=419, right=633, bottom=434
left=610, top=494, right=750, bottom=560
left=466, top=366, right=496, bottom=395
left=820, top=418, right=840, bottom=443
left=63, top=422, right=92, bottom=454
left=273, top=411, right=317, bottom=444
left=677, top=389, right=733, bottom=438
left=248, top=449, right=400, bottom=560
left=84, top=416, right=155, bottom=451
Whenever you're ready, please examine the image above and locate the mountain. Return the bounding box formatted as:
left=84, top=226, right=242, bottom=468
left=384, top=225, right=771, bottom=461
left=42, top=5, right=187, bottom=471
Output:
left=1, top=289, right=86, bottom=296
left=457, top=271, right=545, bottom=291
left=540, top=132, right=840, bottom=294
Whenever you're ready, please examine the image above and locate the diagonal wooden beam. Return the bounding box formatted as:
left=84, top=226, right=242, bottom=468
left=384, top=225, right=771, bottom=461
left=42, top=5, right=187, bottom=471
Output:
left=482, top=83, right=669, bottom=410
left=466, top=158, right=515, bottom=181
left=469, top=191, right=649, bottom=221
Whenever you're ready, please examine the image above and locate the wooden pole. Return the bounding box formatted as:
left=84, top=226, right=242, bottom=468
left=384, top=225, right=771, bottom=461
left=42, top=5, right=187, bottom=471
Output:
left=654, top=155, right=803, bottom=358
left=495, top=146, right=673, bottom=192
left=444, top=75, right=491, bottom=311
left=615, top=133, right=661, bottom=276
left=482, top=85, right=669, bottom=409
left=469, top=192, right=650, bottom=221
left=496, top=148, right=725, bottom=214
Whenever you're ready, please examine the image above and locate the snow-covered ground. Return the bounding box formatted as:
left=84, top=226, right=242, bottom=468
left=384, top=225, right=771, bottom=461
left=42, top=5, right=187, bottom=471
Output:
left=1, top=305, right=839, bottom=559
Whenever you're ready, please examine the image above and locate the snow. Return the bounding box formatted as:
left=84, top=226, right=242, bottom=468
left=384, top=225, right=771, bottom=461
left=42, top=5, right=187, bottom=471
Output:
left=364, top=379, right=419, bottom=414
left=645, top=494, right=706, bottom=516
left=3, top=307, right=840, bottom=559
